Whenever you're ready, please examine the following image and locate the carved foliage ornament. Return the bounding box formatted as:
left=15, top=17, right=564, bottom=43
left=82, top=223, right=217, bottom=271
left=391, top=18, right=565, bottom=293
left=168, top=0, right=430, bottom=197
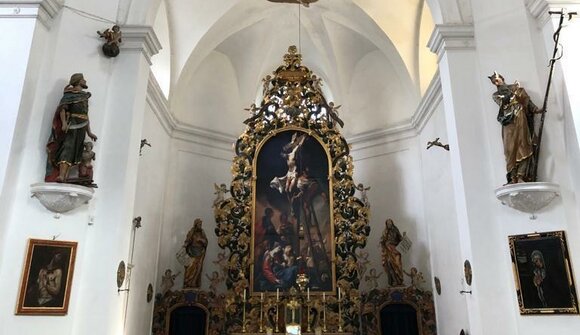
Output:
left=214, top=46, right=369, bottom=334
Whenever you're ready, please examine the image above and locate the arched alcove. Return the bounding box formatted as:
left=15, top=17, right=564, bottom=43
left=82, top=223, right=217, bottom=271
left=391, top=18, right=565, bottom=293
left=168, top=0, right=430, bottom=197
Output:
left=168, top=304, right=209, bottom=335
left=380, top=303, right=420, bottom=335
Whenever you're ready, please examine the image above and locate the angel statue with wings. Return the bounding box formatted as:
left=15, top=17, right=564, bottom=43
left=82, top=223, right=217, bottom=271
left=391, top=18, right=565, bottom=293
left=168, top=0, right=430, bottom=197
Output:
left=213, top=183, right=229, bottom=208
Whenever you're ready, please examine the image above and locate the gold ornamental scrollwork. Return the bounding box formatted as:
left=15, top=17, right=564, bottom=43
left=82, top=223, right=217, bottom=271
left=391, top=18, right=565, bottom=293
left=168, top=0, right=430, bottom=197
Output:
left=214, top=46, right=370, bottom=334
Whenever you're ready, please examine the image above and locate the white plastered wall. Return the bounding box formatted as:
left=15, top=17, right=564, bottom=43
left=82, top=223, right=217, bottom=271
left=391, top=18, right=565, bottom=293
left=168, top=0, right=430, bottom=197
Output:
left=124, top=86, right=172, bottom=335
left=351, top=136, right=432, bottom=292
left=0, top=1, right=159, bottom=334
left=418, top=101, right=470, bottom=334
left=424, top=0, right=580, bottom=334
left=155, top=137, right=234, bottom=294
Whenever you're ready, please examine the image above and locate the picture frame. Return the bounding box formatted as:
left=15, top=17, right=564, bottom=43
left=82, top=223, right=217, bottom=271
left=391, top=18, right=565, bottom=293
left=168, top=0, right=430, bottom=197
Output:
left=509, top=231, right=578, bottom=314
left=251, top=129, right=335, bottom=294
left=16, top=239, right=78, bottom=315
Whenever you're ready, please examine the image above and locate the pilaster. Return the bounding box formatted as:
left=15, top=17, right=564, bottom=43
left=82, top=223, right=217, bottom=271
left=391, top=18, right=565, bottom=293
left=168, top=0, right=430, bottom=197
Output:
left=69, top=25, right=161, bottom=335
left=428, top=23, right=497, bottom=335
left=427, top=24, right=475, bottom=62
left=120, top=25, right=162, bottom=65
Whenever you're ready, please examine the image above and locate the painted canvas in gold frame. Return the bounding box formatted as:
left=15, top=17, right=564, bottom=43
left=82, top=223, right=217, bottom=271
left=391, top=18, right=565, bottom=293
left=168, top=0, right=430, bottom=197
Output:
left=251, top=128, right=335, bottom=294
left=16, top=239, right=77, bottom=315
left=509, top=231, right=578, bottom=314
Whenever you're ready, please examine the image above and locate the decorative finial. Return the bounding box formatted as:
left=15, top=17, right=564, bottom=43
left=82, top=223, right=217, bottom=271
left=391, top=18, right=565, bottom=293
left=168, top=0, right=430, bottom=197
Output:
left=283, top=45, right=302, bottom=67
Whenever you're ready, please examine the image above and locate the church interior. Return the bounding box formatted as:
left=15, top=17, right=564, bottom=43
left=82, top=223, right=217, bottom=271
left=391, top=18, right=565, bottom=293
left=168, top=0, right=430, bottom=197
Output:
left=1, top=0, right=580, bottom=334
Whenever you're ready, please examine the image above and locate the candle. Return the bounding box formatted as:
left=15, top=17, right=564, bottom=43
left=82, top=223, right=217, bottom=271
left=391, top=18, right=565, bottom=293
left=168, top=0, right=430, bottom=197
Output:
left=276, top=288, right=279, bottom=301
left=261, top=292, right=264, bottom=301
left=243, top=289, right=246, bottom=301
left=338, top=287, right=341, bottom=301
left=323, top=292, right=326, bottom=302
left=307, top=287, right=310, bottom=301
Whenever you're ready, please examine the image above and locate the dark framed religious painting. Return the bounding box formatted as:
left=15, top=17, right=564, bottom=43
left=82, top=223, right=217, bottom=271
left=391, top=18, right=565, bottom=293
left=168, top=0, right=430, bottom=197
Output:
left=251, top=129, right=335, bottom=294
left=508, top=231, right=578, bottom=314
left=16, top=239, right=77, bottom=315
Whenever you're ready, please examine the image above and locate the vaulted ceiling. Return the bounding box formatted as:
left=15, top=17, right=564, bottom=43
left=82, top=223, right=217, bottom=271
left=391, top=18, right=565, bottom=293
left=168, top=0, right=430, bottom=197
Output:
left=150, top=0, right=438, bottom=138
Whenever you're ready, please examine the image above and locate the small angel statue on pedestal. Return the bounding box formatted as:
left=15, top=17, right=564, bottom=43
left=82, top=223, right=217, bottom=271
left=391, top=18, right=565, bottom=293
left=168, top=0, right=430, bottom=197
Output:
left=355, top=183, right=371, bottom=207
left=213, top=183, right=229, bottom=208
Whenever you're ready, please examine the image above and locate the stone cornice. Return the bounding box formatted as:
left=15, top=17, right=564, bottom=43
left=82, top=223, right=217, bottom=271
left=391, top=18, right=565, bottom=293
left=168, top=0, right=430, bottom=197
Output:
left=120, top=25, right=162, bottom=65
left=526, top=0, right=580, bottom=27
left=146, top=73, right=235, bottom=156
left=146, top=72, right=444, bottom=156
left=0, top=0, right=62, bottom=28
left=428, top=24, right=475, bottom=62
left=411, top=71, right=443, bottom=134
left=526, top=0, right=551, bottom=26
left=146, top=73, right=173, bottom=135
left=347, top=72, right=442, bottom=150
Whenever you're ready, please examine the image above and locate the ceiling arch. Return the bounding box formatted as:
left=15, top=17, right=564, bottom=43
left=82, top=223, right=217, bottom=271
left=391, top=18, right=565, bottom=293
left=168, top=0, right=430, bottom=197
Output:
left=169, top=0, right=426, bottom=138
left=129, top=0, right=473, bottom=138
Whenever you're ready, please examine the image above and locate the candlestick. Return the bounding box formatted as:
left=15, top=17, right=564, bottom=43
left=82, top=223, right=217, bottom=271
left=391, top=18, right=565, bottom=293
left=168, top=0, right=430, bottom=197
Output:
left=307, top=299, right=312, bottom=332
left=242, top=291, right=247, bottom=333
left=338, top=288, right=343, bottom=333
left=322, top=294, right=327, bottom=333
left=275, top=292, right=279, bottom=333
left=259, top=293, right=264, bottom=333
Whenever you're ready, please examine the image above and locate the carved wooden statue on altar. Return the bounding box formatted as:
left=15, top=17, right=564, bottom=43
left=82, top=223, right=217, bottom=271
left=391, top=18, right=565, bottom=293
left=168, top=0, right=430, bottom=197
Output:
left=178, top=218, right=208, bottom=289
left=380, top=219, right=404, bottom=287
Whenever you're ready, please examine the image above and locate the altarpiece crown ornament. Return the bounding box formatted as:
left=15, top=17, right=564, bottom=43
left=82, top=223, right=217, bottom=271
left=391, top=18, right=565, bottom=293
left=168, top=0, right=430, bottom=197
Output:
left=214, top=46, right=370, bottom=334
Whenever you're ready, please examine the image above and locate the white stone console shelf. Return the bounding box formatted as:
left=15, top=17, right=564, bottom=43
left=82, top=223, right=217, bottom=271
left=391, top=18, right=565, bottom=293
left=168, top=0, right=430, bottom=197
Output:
left=495, top=182, right=560, bottom=219
left=30, top=182, right=94, bottom=215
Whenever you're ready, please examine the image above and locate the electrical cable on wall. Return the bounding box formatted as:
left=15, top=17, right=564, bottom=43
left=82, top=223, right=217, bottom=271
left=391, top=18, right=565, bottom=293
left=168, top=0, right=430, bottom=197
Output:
left=63, top=5, right=117, bottom=24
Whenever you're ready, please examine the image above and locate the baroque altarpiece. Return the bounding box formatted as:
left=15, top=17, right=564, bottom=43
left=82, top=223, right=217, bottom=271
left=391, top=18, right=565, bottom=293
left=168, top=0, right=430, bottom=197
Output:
left=152, top=47, right=436, bottom=335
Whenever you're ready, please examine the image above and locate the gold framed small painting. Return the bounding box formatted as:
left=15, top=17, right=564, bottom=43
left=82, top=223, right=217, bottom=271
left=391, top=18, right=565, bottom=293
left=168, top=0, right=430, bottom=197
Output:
left=509, top=231, right=578, bottom=314
left=16, top=239, right=78, bottom=315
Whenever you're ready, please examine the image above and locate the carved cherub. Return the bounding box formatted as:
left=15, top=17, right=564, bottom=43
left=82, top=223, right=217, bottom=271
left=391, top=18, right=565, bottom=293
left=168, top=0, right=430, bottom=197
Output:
left=97, top=25, right=122, bottom=57
left=404, top=267, right=425, bottom=289
left=327, top=102, right=345, bottom=128
left=78, top=141, right=96, bottom=180
left=205, top=271, right=225, bottom=293
left=311, top=74, right=323, bottom=92
left=364, top=268, right=382, bottom=289
left=213, top=252, right=229, bottom=276
left=355, top=183, right=371, bottom=207
left=160, top=269, right=180, bottom=295
left=213, top=183, right=229, bottom=208
left=356, top=250, right=370, bottom=278
left=262, top=75, right=272, bottom=96
left=243, top=103, right=263, bottom=125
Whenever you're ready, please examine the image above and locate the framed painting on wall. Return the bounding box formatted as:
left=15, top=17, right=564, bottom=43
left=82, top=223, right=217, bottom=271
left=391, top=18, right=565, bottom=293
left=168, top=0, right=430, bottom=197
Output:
left=509, top=231, right=578, bottom=314
left=251, top=129, right=335, bottom=294
left=16, top=239, right=78, bottom=315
